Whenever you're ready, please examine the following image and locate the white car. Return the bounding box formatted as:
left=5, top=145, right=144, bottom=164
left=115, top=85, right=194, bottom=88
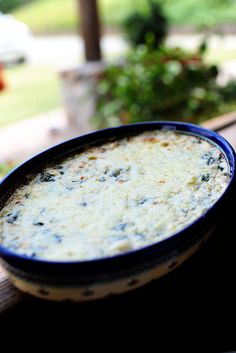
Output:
left=0, top=13, right=32, bottom=64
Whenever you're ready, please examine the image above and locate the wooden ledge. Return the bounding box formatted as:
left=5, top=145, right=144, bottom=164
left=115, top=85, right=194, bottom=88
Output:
left=201, top=111, right=236, bottom=132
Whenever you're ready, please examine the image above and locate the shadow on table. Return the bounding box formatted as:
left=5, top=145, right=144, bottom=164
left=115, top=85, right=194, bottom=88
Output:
left=1, top=203, right=236, bottom=352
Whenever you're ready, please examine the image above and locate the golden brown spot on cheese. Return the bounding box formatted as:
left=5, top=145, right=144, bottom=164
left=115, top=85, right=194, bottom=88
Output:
left=144, top=137, right=160, bottom=143
left=161, top=141, right=170, bottom=147
left=88, top=155, right=97, bottom=160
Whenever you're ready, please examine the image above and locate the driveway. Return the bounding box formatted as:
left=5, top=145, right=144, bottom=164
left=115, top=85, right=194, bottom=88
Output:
left=28, top=34, right=128, bottom=68
left=27, top=33, right=236, bottom=68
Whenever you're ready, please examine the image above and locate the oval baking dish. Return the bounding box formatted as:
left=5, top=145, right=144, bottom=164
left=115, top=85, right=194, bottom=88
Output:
left=0, top=121, right=235, bottom=301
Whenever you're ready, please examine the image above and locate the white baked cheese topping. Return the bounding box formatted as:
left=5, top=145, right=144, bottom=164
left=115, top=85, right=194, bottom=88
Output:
left=0, top=130, right=230, bottom=261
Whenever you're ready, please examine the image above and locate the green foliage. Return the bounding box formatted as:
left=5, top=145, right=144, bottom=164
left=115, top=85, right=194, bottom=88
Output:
left=0, top=0, right=32, bottom=13
left=218, top=81, right=236, bottom=102
left=123, top=1, right=167, bottom=49
left=93, top=45, right=222, bottom=128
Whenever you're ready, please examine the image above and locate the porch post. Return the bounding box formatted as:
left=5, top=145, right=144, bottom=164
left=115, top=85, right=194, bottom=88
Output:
left=78, top=0, right=102, bottom=61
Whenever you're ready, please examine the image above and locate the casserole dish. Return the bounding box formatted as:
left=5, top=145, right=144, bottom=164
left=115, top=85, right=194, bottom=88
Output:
left=0, top=121, right=235, bottom=301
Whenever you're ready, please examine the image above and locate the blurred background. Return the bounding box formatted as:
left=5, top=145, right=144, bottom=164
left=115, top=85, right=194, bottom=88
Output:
left=1, top=0, right=236, bottom=176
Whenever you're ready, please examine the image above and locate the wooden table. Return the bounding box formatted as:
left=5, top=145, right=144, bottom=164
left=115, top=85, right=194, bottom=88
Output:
left=1, top=115, right=236, bottom=351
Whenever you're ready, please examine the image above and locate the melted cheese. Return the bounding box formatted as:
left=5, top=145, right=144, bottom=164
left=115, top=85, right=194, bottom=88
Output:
left=0, top=130, right=230, bottom=261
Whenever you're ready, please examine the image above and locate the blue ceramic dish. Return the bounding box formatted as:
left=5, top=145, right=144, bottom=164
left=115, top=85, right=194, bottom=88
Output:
left=0, top=121, right=235, bottom=301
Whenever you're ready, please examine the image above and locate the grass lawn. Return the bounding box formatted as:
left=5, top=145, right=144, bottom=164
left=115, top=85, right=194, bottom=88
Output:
left=12, top=0, right=78, bottom=35
left=12, top=0, right=148, bottom=34
left=0, top=162, right=15, bottom=178
left=12, top=0, right=236, bottom=35
left=0, top=65, right=60, bottom=127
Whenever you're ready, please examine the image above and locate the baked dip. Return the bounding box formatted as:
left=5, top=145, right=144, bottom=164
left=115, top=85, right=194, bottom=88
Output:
left=0, top=130, right=230, bottom=261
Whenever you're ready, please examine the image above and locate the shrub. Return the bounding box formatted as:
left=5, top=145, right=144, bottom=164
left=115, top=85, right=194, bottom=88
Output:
left=218, top=81, right=236, bottom=102
left=123, top=0, right=167, bottom=49
left=92, top=45, right=221, bottom=128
